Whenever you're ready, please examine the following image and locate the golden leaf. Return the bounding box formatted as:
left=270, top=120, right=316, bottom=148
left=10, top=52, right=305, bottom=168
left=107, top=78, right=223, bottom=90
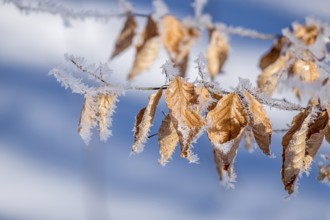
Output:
left=162, top=15, right=187, bottom=55
left=165, top=77, right=205, bottom=161
left=259, top=36, right=287, bottom=70
left=243, top=90, right=272, bottom=155
left=128, top=16, right=160, bottom=80
left=162, top=15, right=199, bottom=77
left=304, top=110, right=328, bottom=171
left=96, top=92, right=118, bottom=142
left=294, top=24, right=318, bottom=45
left=206, top=93, right=248, bottom=145
left=78, top=95, right=95, bottom=145
left=206, top=93, right=247, bottom=180
left=289, top=59, right=320, bottom=82
left=110, top=15, right=137, bottom=59
left=257, top=54, right=289, bottom=95
left=176, top=28, right=199, bottom=63
left=281, top=109, right=312, bottom=194
left=206, top=28, right=229, bottom=79
left=132, top=88, right=163, bottom=153
left=158, top=114, right=179, bottom=165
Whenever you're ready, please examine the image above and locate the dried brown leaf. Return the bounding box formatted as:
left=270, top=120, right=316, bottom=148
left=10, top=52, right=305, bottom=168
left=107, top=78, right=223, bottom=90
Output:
left=294, top=24, right=318, bottom=45
left=259, top=36, right=287, bottom=70
left=132, top=88, right=163, bottom=153
left=206, top=93, right=248, bottom=145
left=281, top=108, right=312, bottom=194
left=162, top=16, right=199, bottom=77
left=110, top=15, right=137, bottom=59
left=162, top=15, right=187, bottom=55
left=304, top=110, right=328, bottom=171
left=96, top=92, right=118, bottom=142
left=243, top=90, right=272, bottom=155
left=289, top=59, right=320, bottom=82
left=171, top=53, right=189, bottom=78
left=206, top=28, right=229, bottom=79
left=78, top=95, right=95, bottom=145
left=158, top=114, right=179, bottom=165
left=128, top=16, right=160, bottom=80
left=165, top=77, right=205, bottom=162
left=257, top=54, right=289, bottom=95
left=206, top=93, right=247, bottom=182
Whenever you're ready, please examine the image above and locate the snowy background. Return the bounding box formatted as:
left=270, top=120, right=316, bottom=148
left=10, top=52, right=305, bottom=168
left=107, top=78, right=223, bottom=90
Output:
left=1, top=0, right=330, bottom=220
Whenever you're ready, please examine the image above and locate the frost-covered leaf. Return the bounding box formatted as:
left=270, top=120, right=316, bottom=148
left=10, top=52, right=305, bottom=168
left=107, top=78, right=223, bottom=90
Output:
left=165, top=77, right=205, bottom=162
left=206, top=28, right=228, bottom=79
left=132, top=88, right=163, bottom=154
left=162, top=15, right=199, bottom=77
left=128, top=16, right=160, bottom=80
left=257, top=54, right=289, bottom=95
left=289, top=59, right=320, bottom=82
left=110, top=15, right=137, bottom=59
left=243, top=90, right=272, bottom=155
left=162, top=15, right=187, bottom=56
left=213, top=147, right=236, bottom=189
left=293, top=24, right=318, bottom=45
left=304, top=110, right=328, bottom=171
left=158, top=114, right=179, bottom=165
left=96, top=92, right=118, bottom=142
left=78, top=95, right=96, bottom=145
left=206, top=93, right=247, bottom=183
left=259, top=36, right=287, bottom=70
left=281, top=108, right=312, bottom=194
left=206, top=93, right=248, bottom=147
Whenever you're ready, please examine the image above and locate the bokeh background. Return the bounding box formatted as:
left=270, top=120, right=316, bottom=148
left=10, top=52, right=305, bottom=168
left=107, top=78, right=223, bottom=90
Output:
left=1, top=0, right=330, bottom=219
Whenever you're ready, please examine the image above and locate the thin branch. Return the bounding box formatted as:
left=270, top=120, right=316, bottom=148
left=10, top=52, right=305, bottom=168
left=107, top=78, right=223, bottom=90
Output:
left=147, top=133, right=158, bottom=139
left=215, top=22, right=279, bottom=40
left=5, top=0, right=278, bottom=40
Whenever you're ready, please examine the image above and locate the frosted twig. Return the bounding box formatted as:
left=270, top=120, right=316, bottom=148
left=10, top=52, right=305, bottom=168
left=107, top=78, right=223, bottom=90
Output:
left=4, top=0, right=147, bottom=25
left=5, top=0, right=279, bottom=40
left=215, top=22, right=278, bottom=40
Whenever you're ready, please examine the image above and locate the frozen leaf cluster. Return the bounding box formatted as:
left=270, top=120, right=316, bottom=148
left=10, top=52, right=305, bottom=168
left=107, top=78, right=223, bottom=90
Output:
left=258, top=18, right=330, bottom=100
